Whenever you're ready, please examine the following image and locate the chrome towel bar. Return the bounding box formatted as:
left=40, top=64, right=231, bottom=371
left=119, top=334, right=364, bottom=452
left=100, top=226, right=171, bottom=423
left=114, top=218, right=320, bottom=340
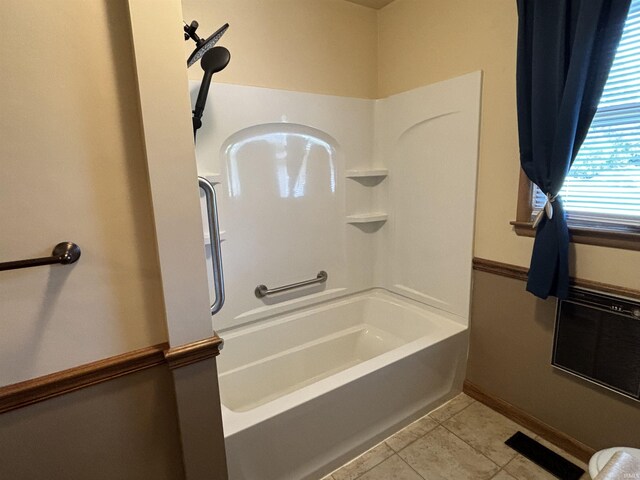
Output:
left=0, top=242, right=81, bottom=272
left=255, top=271, right=328, bottom=298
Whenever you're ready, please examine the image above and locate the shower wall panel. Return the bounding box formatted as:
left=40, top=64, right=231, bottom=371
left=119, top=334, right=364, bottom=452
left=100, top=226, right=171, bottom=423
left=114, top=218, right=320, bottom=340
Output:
left=190, top=83, right=374, bottom=332
left=375, top=72, right=482, bottom=323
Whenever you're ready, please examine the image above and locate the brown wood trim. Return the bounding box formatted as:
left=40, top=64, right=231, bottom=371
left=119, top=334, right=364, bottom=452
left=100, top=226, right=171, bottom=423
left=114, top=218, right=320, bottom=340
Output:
left=511, top=221, right=640, bottom=251
left=0, top=335, right=223, bottom=414
left=515, top=169, right=534, bottom=223
left=463, top=380, right=595, bottom=463
left=0, top=343, right=168, bottom=414
left=472, top=257, right=640, bottom=300
left=472, top=257, right=528, bottom=282
left=511, top=220, right=536, bottom=238
left=164, top=335, right=223, bottom=369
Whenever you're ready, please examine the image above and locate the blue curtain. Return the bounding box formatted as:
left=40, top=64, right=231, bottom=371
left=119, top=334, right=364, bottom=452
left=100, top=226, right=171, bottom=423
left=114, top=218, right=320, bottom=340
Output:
left=516, top=0, right=631, bottom=299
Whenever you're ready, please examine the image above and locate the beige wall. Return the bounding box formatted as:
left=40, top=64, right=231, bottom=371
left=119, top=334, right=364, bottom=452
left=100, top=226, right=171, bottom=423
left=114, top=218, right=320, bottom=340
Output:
left=377, top=0, right=640, bottom=289
left=0, top=366, right=185, bottom=479
left=467, top=271, right=640, bottom=450
left=0, top=1, right=230, bottom=477
left=181, top=0, right=378, bottom=98
left=0, top=0, right=166, bottom=385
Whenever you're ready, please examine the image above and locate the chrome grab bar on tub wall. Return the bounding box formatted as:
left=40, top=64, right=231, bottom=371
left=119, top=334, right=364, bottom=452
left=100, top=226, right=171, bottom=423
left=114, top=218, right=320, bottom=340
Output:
left=199, top=177, right=225, bottom=315
left=255, top=271, right=328, bottom=298
left=0, top=242, right=81, bottom=272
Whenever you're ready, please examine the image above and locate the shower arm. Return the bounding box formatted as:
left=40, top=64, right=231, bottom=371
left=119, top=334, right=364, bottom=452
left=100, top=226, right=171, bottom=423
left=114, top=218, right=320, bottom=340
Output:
left=192, top=69, right=214, bottom=135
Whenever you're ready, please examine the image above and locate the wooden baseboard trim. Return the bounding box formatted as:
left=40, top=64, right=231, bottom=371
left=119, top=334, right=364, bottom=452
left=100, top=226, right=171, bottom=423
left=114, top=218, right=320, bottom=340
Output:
left=472, top=257, right=640, bottom=300
left=463, top=380, right=595, bottom=463
left=0, top=335, right=222, bottom=414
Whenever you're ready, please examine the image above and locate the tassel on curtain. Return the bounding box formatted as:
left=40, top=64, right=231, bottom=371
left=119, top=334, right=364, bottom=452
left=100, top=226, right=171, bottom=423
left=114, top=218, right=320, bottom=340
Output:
left=515, top=0, right=631, bottom=299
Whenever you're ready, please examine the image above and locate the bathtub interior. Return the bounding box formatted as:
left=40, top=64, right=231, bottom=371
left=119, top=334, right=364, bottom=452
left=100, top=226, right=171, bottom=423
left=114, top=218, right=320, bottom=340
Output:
left=220, top=325, right=394, bottom=412
left=217, top=290, right=465, bottom=412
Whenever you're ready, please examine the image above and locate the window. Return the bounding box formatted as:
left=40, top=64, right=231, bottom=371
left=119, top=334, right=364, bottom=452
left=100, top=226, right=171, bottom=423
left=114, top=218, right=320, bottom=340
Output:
left=514, top=0, right=640, bottom=250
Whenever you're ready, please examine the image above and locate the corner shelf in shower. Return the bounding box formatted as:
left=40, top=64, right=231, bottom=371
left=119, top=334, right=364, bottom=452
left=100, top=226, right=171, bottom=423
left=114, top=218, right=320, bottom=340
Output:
left=204, top=231, right=227, bottom=244
left=202, top=172, right=223, bottom=184
left=345, top=168, right=388, bottom=179
left=346, top=213, right=388, bottom=224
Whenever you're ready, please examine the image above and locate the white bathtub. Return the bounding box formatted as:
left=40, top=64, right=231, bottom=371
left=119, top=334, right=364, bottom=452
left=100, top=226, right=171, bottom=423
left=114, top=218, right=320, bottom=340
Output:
left=218, top=289, right=468, bottom=480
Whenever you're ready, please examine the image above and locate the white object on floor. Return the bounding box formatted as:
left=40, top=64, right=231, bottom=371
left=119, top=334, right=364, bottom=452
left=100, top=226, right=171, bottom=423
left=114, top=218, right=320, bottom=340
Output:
left=589, top=447, right=640, bottom=479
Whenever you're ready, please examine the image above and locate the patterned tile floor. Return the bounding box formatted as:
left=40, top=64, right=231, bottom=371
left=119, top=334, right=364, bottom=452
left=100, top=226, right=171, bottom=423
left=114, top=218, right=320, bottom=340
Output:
left=322, top=393, right=590, bottom=480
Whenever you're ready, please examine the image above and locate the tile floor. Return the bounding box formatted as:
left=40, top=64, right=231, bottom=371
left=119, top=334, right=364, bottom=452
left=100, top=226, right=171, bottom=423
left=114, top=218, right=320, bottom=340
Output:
left=322, top=393, right=590, bottom=480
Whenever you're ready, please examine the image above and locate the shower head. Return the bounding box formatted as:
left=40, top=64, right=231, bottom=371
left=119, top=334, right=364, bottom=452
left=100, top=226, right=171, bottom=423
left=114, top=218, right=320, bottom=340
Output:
left=185, top=21, right=229, bottom=68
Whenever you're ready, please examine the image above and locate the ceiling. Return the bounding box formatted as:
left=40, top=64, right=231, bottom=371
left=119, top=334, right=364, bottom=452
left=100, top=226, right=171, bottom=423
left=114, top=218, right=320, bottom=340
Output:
left=344, top=0, right=396, bottom=10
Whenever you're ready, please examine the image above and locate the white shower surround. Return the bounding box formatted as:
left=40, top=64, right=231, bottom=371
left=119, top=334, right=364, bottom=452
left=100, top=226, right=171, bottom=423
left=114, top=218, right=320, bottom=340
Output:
left=191, top=71, right=482, bottom=479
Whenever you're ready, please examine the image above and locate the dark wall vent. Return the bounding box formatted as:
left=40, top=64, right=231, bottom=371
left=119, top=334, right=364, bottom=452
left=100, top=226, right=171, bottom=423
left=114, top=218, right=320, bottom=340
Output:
left=553, top=287, right=640, bottom=401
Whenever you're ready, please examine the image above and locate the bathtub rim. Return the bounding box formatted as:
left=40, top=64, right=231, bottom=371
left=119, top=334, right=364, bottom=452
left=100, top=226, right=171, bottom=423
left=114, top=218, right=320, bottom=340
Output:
left=218, top=286, right=466, bottom=338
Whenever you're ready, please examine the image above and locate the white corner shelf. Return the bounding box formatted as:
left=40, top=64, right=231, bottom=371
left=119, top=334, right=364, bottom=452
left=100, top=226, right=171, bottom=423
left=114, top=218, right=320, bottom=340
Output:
left=346, top=213, right=388, bottom=224
left=345, top=168, right=388, bottom=179
left=204, top=230, right=227, bottom=244
left=201, top=172, right=223, bottom=184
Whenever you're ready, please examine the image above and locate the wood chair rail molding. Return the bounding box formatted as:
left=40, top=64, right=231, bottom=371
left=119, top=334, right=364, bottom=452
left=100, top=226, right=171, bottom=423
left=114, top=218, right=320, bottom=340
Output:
left=0, top=335, right=222, bottom=415
left=472, top=257, right=640, bottom=300
left=164, top=336, right=224, bottom=369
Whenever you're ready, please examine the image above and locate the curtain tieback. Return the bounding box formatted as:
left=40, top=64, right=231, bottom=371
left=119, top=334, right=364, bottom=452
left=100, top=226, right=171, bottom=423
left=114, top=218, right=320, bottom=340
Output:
left=532, top=193, right=558, bottom=229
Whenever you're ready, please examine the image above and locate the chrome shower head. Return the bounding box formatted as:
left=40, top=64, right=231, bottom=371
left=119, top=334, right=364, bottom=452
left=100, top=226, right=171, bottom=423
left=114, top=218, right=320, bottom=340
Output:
left=185, top=21, right=229, bottom=68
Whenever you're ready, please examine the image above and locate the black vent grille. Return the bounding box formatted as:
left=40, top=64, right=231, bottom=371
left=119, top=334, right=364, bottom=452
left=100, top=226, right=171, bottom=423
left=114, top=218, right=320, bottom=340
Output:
left=553, top=288, right=640, bottom=401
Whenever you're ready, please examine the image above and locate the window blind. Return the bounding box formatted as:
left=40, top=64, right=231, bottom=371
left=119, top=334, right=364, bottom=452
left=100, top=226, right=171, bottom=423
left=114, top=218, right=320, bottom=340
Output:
left=533, top=0, right=640, bottom=230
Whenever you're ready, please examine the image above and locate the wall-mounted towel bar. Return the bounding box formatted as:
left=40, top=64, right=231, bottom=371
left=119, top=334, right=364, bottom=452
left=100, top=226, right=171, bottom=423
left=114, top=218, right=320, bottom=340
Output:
left=255, top=271, right=328, bottom=298
left=0, top=242, right=81, bottom=272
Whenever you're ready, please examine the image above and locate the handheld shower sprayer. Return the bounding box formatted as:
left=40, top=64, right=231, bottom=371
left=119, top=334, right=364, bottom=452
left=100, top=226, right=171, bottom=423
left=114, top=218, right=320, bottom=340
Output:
left=192, top=46, right=231, bottom=135
left=184, top=19, right=231, bottom=139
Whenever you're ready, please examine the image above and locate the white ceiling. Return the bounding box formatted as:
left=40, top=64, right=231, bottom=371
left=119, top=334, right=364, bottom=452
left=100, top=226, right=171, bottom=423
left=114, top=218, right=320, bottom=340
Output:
left=344, top=0, right=396, bottom=10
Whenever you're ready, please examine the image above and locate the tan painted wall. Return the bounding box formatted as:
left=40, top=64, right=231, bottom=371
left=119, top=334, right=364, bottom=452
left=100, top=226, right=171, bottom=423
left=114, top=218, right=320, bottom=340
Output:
left=377, top=0, right=640, bottom=289
left=467, top=271, right=640, bottom=450
left=0, top=367, right=185, bottom=480
left=181, top=0, right=378, bottom=98
left=0, top=2, right=231, bottom=477
left=0, top=0, right=166, bottom=385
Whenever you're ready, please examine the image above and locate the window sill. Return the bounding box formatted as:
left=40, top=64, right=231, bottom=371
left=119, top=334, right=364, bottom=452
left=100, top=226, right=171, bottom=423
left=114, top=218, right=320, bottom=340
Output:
left=510, top=221, right=640, bottom=251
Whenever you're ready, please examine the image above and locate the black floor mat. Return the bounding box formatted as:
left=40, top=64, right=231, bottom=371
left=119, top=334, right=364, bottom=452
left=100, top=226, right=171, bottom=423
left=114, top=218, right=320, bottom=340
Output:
left=505, top=431, right=585, bottom=480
